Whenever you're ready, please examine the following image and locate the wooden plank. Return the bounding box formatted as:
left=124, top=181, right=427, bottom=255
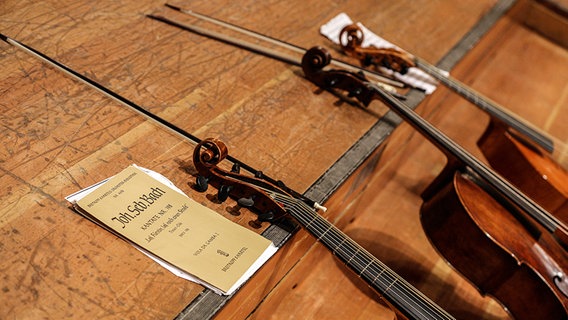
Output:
left=8, top=0, right=564, bottom=319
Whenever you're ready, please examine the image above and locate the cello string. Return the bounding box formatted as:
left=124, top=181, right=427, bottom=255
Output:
left=414, top=58, right=556, bottom=153
left=260, top=186, right=454, bottom=319
left=290, top=199, right=451, bottom=320
left=162, top=3, right=405, bottom=89
left=271, top=194, right=427, bottom=317
left=280, top=196, right=452, bottom=320
left=421, top=58, right=568, bottom=168
left=365, top=81, right=568, bottom=234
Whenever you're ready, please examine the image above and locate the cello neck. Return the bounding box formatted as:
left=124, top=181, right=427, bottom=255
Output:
left=280, top=196, right=455, bottom=320
left=367, top=82, right=568, bottom=238
left=414, top=57, right=557, bottom=155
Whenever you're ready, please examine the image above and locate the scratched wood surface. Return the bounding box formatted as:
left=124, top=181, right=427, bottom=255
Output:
left=1, top=0, right=565, bottom=319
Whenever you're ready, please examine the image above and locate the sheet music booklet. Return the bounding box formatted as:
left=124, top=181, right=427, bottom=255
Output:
left=66, top=164, right=277, bottom=295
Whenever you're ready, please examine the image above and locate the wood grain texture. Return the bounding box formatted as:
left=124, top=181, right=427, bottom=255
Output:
left=1, top=0, right=566, bottom=319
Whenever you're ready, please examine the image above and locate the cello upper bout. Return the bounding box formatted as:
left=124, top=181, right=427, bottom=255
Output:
left=509, top=131, right=568, bottom=195
left=477, top=119, right=568, bottom=223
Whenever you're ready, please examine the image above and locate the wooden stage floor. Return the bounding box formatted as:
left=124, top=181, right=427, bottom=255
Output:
left=1, top=0, right=567, bottom=319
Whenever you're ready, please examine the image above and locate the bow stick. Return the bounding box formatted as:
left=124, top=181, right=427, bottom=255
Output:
left=152, top=4, right=406, bottom=90
left=0, top=32, right=325, bottom=212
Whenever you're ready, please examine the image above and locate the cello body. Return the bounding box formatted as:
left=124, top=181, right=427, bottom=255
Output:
left=421, top=172, right=568, bottom=319
left=478, top=120, right=568, bottom=224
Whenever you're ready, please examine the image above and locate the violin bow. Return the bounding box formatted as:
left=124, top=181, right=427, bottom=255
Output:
left=154, top=4, right=406, bottom=91
left=0, top=33, right=324, bottom=212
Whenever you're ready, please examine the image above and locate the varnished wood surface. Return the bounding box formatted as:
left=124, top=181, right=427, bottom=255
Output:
left=1, top=0, right=567, bottom=319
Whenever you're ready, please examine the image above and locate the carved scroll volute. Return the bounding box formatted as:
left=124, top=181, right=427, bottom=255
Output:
left=301, top=46, right=378, bottom=107
left=339, top=24, right=415, bottom=74
left=192, top=138, right=289, bottom=223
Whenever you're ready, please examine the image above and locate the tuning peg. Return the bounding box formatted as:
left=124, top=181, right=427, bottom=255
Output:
left=231, top=163, right=240, bottom=173
left=254, top=171, right=263, bottom=178
left=237, top=196, right=254, bottom=207
left=194, top=175, right=209, bottom=192
left=249, top=211, right=275, bottom=229
left=217, top=185, right=233, bottom=202
left=363, top=55, right=374, bottom=67
left=258, top=211, right=275, bottom=222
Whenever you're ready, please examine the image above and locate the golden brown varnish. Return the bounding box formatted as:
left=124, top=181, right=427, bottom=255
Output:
left=421, top=172, right=568, bottom=319
left=478, top=120, right=568, bottom=224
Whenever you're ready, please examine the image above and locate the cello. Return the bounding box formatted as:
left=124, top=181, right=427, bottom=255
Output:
left=301, top=46, right=568, bottom=319
left=336, top=24, right=568, bottom=224
left=192, top=138, right=456, bottom=320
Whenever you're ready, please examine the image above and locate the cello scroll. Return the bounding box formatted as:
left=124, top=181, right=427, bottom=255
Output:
left=301, top=46, right=379, bottom=107
left=339, top=24, right=415, bottom=74
left=193, top=138, right=291, bottom=226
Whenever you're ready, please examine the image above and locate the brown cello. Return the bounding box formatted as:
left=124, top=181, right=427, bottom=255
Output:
left=337, top=24, right=568, bottom=225
left=301, top=46, right=568, bottom=319
left=191, top=138, right=456, bottom=320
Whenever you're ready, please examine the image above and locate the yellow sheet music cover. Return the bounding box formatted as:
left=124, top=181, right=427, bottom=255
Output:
left=68, top=165, right=276, bottom=295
